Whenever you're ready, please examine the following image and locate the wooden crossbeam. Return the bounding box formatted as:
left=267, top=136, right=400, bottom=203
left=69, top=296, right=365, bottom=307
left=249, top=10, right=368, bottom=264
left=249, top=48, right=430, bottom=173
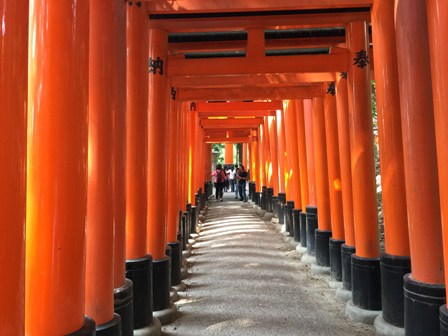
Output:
left=197, top=101, right=281, bottom=112
left=178, top=83, right=325, bottom=101
left=168, top=53, right=348, bottom=77
left=200, top=117, right=264, bottom=129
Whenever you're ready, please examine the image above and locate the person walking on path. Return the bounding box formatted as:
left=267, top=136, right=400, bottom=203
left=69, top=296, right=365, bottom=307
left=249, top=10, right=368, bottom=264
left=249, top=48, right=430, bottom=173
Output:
left=227, top=166, right=236, bottom=192
left=237, top=165, right=248, bottom=202
left=234, top=165, right=240, bottom=199
left=212, top=164, right=226, bottom=201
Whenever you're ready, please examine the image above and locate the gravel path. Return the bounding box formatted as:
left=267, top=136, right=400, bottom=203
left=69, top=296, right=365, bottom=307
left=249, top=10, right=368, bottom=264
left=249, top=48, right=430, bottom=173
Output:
left=162, top=193, right=375, bottom=336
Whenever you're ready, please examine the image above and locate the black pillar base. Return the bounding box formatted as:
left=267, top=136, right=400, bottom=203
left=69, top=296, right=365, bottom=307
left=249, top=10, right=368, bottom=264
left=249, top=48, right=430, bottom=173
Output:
left=404, top=273, right=445, bottom=336
left=272, top=196, right=279, bottom=218
left=266, top=187, right=273, bottom=212
left=261, top=186, right=267, bottom=210
left=306, top=206, right=318, bottom=256
left=315, top=229, right=332, bottom=267
left=352, top=254, right=381, bottom=311
left=255, top=191, right=260, bottom=206
left=168, top=241, right=182, bottom=286
left=341, top=244, right=355, bottom=290
left=300, top=212, right=307, bottom=247
left=329, top=238, right=344, bottom=282
left=181, top=212, right=188, bottom=250
left=96, top=314, right=121, bottom=336
left=285, top=201, right=294, bottom=236
left=380, top=253, right=411, bottom=328
left=153, top=256, right=171, bottom=311
left=125, top=256, right=152, bottom=329
left=440, top=304, right=448, bottom=336
left=67, top=316, right=96, bottom=336
left=278, top=192, right=286, bottom=224
left=292, top=209, right=301, bottom=242
left=114, top=279, right=134, bottom=336
left=190, top=206, right=197, bottom=234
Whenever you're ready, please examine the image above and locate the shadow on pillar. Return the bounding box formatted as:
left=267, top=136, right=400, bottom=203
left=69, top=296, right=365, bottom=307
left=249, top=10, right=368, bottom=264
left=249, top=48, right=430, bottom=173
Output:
left=300, top=212, right=307, bottom=248
left=278, top=192, right=286, bottom=224
left=153, top=256, right=171, bottom=311
left=404, top=273, right=445, bottom=336
left=114, top=279, right=134, bottom=336
left=306, top=206, right=318, bottom=256
left=292, top=208, right=301, bottom=242
left=125, top=256, right=153, bottom=330
left=266, top=188, right=273, bottom=212
left=96, top=314, right=121, bottom=336
left=284, top=201, right=294, bottom=236
left=67, top=316, right=96, bottom=335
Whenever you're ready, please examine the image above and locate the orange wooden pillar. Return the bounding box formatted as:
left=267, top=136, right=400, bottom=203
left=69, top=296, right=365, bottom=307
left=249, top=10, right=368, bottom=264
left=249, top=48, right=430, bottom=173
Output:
left=112, top=1, right=133, bottom=335
left=147, top=28, right=174, bottom=316
left=242, top=143, right=248, bottom=169
left=371, top=0, right=411, bottom=330
left=276, top=109, right=286, bottom=194
left=225, top=143, right=233, bottom=164
left=295, top=100, right=310, bottom=249
left=395, top=1, right=445, bottom=333
left=303, top=99, right=318, bottom=256
left=0, top=1, right=27, bottom=333
left=125, top=3, right=156, bottom=333
left=427, top=1, right=448, bottom=332
left=204, top=143, right=212, bottom=182
left=335, top=73, right=356, bottom=291
left=188, top=108, right=197, bottom=204
left=324, top=90, right=345, bottom=282
left=25, top=1, right=95, bottom=334
left=346, top=21, right=381, bottom=315
left=268, top=116, right=280, bottom=196
left=167, top=100, right=183, bottom=290
left=85, top=0, right=121, bottom=332
left=312, top=97, right=332, bottom=267
left=258, top=125, right=266, bottom=191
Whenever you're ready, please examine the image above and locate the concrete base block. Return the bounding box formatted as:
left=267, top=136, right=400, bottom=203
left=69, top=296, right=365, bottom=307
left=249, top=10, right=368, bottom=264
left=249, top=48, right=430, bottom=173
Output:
left=134, top=317, right=162, bottom=336
left=271, top=216, right=279, bottom=223
left=310, top=264, right=330, bottom=276
left=327, top=280, right=343, bottom=289
left=345, top=299, right=381, bottom=325
left=182, top=249, right=191, bottom=258
left=170, top=288, right=179, bottom=302
left=257, top=209, right=266, bottom=217
left=301, top=253, right=316, bottom=265
left=263, top=213, right=274, bottom=221
left=153, top=303, right=179, bottom=325
left=173, top=281, right=187, bottom=292
left=181, top=267, right=189, bottom=279
left=374, top=314, right=405, bottom=336
left=188, top=238, right=196, bottom=245
left=336, top=287, right=352, bottom=302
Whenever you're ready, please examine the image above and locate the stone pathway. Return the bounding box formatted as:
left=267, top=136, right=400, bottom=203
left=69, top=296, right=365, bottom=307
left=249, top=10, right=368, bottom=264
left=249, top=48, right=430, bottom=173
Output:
left=162, top=192, right=374, bottom=336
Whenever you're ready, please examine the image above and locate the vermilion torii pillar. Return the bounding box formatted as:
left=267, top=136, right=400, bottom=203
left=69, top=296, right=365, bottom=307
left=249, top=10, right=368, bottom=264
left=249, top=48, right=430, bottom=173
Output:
left=276, top=109, right=287, bottom=194
left=346, top=21, right=381, bottom=320
left=225, top=143, right=233, bottom=164
left=242, top=143, right=248, bottom=169
left=0, top=1, right=27, bottom=333
left=371, top=0, right=410, bottom=331
left=125, top=3, right=158, bottom=334
left=295, top=100, right=310, bottom=250
left=25, top=1, right=95, bottom=334
left=167, top=100, right=183, bottom=290
left=147, top=28, right=177, bottom=321
left=268, top=116, right=280, bottom=196
left=86, top=0, right=121, bottom=332
left=312, top=97, right=332, bottom=268
left=395, top=1, right=445, bottom=334
left=426, top=1, right=448, bottom=332
left=324, top=90, right=345, bottom=282
left=304, top=99, right=318, bottom=256
left=335, top=73, right=356, bottom=293
left=112, top=1, right=133, bottom=335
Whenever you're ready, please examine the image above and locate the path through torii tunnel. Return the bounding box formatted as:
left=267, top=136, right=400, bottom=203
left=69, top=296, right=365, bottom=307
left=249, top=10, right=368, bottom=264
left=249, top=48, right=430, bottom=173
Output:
left=1, top=0, right=448, bottom=335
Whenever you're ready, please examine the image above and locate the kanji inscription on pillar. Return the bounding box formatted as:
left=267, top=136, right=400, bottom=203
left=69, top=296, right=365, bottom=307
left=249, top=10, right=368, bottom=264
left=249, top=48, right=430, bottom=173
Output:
left=148, top=57, right=164, bottom=75
left=353, top=50, right=369, bottom=69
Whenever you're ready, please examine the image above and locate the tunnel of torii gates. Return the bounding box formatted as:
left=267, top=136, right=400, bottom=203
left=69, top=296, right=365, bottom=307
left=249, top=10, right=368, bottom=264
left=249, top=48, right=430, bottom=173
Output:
left=2, top=0, right=448, bottom=335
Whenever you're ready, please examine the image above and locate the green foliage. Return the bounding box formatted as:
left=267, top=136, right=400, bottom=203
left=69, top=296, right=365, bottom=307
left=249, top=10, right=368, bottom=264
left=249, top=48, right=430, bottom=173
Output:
left=212, top=143, right=225, bottom=164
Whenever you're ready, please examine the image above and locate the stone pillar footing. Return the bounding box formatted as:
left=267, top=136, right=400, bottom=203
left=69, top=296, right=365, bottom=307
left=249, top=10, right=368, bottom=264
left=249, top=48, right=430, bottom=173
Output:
left=134, top=317, right=161, bottom=336
left=336, top=287, right=352, bottom=303
left=346, top=299, right=381, bottom=325
left=114, top=279, right=134, bottom=336
left=96, top=314, right=121, bottom=336
left=153, top=303, right=179, bottom=325
left=404, top=273, right=445, bottom=336
left=67, top=316, right=96, bottom=336
left=374, top=314, right=404, bottom=336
